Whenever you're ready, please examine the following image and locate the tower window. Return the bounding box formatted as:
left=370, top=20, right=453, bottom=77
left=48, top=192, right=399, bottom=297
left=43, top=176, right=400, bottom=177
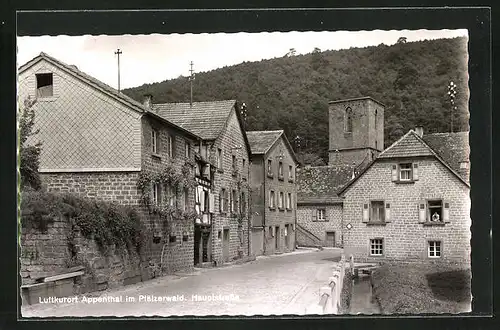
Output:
left=344, top=107, right=353, bottom=132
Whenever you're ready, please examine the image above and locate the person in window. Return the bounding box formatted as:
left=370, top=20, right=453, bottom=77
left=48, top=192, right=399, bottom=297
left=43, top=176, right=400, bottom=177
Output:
left=432, top=212, right=440, bottom=222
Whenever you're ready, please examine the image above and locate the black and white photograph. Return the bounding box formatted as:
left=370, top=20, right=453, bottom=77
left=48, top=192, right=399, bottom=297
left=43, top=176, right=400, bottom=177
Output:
left=17, top=11, right=477, bottom=318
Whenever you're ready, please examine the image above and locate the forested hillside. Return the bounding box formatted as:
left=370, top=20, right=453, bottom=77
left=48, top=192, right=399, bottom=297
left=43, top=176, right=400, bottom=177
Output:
left=124, top=37, right=469, bottom=165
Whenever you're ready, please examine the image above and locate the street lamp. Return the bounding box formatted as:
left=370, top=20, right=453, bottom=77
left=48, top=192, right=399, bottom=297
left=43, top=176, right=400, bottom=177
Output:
left=447, top=81, right=457, bottom=132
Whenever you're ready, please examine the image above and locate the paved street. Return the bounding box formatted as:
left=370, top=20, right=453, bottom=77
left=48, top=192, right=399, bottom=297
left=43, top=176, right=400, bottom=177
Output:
left=21, top=248, right=342, bottom=317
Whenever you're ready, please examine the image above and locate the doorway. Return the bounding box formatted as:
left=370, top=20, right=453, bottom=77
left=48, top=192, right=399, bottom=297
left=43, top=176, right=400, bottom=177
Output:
left=326, top=231, right=336, bottom=247
left=275, top=226, right=280, bottom=251
left=223, top=228, right=230, bottom=262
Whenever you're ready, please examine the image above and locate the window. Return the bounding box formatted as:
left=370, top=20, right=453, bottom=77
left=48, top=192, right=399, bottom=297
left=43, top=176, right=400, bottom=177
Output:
left=185, top=142, right=191, bottom=158
left=278, top=162, right=284, bottom=178
left=370, top=239, right=383, bottom=256
left=370, top=201, right=385, bottom=222
left=287, top=192, right=292, bottom=209
left=279, top=192, right=284, bottom=209
left=220, top=188, right=228, bottom=213
left=167, top=135, right=174, bottom=157
left=36, top=73, right=53, bottom=97
left=217, top=148, right=223, bottom=169
left=169, top=235, right=177, bottom=243
left=183, top=188, right=189, bottom=211
left=151, top=183, right=161, bottom=206
left=460, top=161, right=469, bottom=169
left=317, top=209, right=326, bottom=221
left=232, top=190, right=238, bottom=213
left=241, top=192, right=246, bottom=213
left=399, top=163, right=412, bottom=181
left=289, top=165, right=294, bottom=181
left=232, top=155, right=237, bottom=174
left=269, top=190, right=275, bottom=209
left=428, top=241, right=442, bottom=258
left=151, top=129, right=158, bottom=154
left=428, top=200, right=443, bottom=222
left=203, top=190, right=209, bottom=213
left=166, top=185, right=176, bottom=207
left=267, top=159, right=273, bottom=177
left=344, top=107, right=353, bottom=132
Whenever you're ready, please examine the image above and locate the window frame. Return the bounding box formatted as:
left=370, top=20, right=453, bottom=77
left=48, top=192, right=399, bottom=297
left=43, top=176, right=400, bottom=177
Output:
left=151, top=182, right=161, bottom=206
left=278, top=161, right=284, bottom=179
left=217, top=148, right=223, bottom=170
left=370, top=200, right=386, bottom=223
left=278, top=191, right=284, bottom=210
left=269, top=190, right=276, bottom=209
left=317, top=208, right=326, bottom=221
left=267, top=159, right=274, bottom=178
left=344, top=107, right=353, bottom=133
left=428, top=240, right=442, bottom=258
left=35, top=73, right=54, bottom=98
left=369, top=238, right=384, bottom=257
left=288, top=165, right=294, bottom=182
left=399, top=163, right=413, bottom=181
left=427, top=199, right=444, bottom=223
left=151, top=129, right=159, bottom=155
left=286, top=192, right=292, bottom=210
left=185, top=141, right=191, bottom=159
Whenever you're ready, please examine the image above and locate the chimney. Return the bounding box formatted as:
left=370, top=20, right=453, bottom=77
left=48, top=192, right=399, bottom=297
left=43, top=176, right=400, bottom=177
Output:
left=142, top=94, right=153, bottom=109
left=415, top=126, right=424, bottom=138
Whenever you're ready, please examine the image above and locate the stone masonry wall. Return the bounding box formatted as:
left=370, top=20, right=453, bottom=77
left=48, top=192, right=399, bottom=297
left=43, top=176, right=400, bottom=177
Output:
left=296, top=204, right=343, bottom=247
left=210, top=108, right=250, bottom=264
left=342, top=157, right=471, bottom=264
left=263, top=137, right=297, bottom=255
left=20, top=216, right=144, bottom=293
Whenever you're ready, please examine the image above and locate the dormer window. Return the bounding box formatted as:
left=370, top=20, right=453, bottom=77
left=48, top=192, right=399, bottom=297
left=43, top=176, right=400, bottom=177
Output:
left=344, top=107, right=353, bottom=132
left=36, top=73, right=53, bottom=98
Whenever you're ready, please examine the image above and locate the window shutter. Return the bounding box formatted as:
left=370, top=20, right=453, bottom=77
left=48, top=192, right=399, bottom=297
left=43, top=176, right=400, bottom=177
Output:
left=219, top=190, right=223, bottom=212
left=209, top=193, right=215, bottom=213
left=312, top=209, right=317, bottom=222
left=412, top=163, right=419, bottom=181
left=362, top=203, right=369, bottom=223
left=418, top=201, right=427, bottom=223
left=391, top=164, right=398, bottom=182
left=272, top=227, right=275, bottom=237
left=385, top=203, right=391, bottom=223
left=443, top=201, right=450, bottom=223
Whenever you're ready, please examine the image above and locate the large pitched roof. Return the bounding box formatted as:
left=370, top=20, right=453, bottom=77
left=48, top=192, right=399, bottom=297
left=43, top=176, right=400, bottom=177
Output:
left=246, top=130, right=283, bottom=154
left=338, top=129, right=470, bottom=195
left=296, top=165, right=354, bottom=204
left=19, top=52, right=146, bottom=113
left=18, top=52, right=200, bottom=140
left=152, top=100, right=236, bottom=140
left=423, top=132, right=470, bottom=182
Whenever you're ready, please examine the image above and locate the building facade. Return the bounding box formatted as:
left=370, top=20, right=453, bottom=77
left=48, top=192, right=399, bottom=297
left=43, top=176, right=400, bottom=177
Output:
left=18, top=53, right=203, bottom=277
left=247, top=130, right=298, bottom=256
left=338, top=129, right=470, bottom=264
left=152, top=100, right=251, bottom=265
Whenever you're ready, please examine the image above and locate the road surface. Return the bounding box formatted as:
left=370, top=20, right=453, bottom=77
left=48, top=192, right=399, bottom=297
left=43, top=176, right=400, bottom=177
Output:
left=21, top=248, right=342, bottom=318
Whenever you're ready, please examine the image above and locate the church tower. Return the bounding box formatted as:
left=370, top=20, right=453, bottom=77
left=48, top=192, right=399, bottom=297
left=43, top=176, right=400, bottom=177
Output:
left=328, top=96, right=385, bottom=167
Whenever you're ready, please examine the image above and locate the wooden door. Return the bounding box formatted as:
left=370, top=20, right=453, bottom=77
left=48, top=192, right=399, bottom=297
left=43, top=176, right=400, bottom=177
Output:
left=326, top=231, right=335, bottom=247
left=223, top=229, right=230, bottom=262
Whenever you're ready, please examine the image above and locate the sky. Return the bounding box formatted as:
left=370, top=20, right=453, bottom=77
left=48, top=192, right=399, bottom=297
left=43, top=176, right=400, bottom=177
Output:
left=17, top=29, right=468, bottom=90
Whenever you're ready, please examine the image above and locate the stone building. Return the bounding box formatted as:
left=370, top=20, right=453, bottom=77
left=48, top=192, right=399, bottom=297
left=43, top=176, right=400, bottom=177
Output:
left=295, top=166, right=351, bottom=248
left=338, top=129, right=470, bottom=263
left=151, top=100, right=251, bottom=265
left=18, top=52, right=202, bottom=277
left=297, top=95, right=470, bottom=264
left=246, top=130, right=298, bottom=256
left=329, top=97, right=384, bottom=168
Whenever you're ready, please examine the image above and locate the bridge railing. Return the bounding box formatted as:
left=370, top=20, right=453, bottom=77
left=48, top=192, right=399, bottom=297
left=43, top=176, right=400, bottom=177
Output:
left=305, top=254, right=346, bottom=315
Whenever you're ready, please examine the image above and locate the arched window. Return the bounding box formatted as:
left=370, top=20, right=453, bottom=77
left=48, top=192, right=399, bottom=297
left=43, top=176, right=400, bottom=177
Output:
left=344, top=107, right=353, bottom=132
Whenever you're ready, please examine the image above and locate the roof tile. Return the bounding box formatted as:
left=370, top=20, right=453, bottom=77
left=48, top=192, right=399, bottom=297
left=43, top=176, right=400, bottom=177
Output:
left=246, top=130, right=283, bottom=154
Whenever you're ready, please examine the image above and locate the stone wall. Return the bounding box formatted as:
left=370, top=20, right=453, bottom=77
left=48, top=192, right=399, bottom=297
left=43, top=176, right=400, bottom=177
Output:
left=341, top=157, right=471, bottom=264
left=296, top=204, right=343, bottom=247
left=262, top=137, right=297, bottom=254
left=210, top=108, right=251, bottom=264
left=20, top=215, right=145, bottom=294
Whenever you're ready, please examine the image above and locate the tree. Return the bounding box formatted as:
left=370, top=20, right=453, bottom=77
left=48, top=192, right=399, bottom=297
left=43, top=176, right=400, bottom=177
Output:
left=397, top=37, right=407, bottom=44
left=19, top=97, right=42, bottom=190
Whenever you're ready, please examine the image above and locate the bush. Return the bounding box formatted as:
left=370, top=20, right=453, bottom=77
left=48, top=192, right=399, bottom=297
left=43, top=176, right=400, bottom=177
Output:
left=21, top=190, right=145, bottom=252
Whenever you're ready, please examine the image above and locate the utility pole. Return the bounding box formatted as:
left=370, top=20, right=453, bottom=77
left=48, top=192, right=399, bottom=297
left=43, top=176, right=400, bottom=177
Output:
left=447, top=81, right=457, bottom=132
left=115, top=48, right=122, bottom=92
left=189, top=61, right=195, bottom=106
